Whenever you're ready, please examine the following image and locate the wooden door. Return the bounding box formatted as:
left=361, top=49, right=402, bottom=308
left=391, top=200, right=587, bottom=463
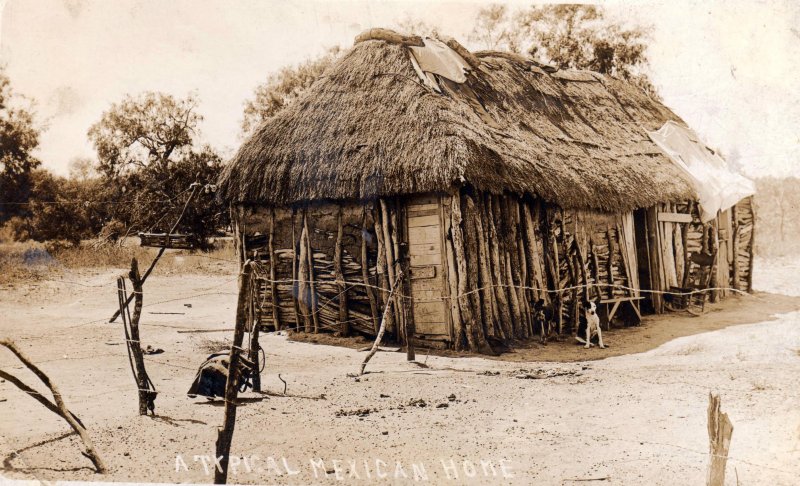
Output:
left=406, top=195, right=449, bottom=339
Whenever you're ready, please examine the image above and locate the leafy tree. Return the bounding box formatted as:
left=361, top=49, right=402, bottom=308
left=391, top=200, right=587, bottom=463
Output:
left=9, top=169, right=94, bottom=246
left=0, top=69, right=41, bottom=223
left=468, top=4, right=521, bottom=51
left=88, top=92, right=201, bottom=178
left=67, top=156, right=99, bottom=181
left=88, top=92, right=225, bottom=246
left=470, top=4, right=658, bottom=98
left=241, top=47, right=341, bottom=136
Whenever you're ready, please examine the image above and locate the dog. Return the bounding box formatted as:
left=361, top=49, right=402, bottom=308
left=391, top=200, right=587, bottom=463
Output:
left=580, top=300, right=605, bottom=349
left=533, top=299, right=555, bottom=345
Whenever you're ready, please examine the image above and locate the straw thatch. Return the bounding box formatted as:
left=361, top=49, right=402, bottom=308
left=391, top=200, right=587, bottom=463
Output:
left=219, top=33, right=695, bottom=212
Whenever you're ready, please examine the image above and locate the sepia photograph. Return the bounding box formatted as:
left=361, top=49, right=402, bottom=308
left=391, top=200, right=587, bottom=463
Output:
left=0, top=0, right=798, bottom=484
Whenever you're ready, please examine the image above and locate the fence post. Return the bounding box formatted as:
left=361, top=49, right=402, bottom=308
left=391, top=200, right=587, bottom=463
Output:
left=707, top=393, right=734, bottom=486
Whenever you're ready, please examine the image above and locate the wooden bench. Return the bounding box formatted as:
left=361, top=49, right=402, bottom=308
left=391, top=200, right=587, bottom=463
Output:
left=598, top=296, right=643, bottom=330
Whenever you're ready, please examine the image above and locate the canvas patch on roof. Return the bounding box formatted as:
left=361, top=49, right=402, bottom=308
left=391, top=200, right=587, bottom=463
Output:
left=409, top=38, right=470, bottom=84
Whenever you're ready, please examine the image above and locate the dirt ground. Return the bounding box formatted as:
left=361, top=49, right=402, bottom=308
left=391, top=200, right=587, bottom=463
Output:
left=0, top=258, right=799, bottom=484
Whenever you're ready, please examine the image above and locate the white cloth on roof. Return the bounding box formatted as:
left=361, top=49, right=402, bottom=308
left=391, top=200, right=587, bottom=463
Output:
left=648, top=121, right=755, bottom=223
left=409, top=38, right=469, bottom=84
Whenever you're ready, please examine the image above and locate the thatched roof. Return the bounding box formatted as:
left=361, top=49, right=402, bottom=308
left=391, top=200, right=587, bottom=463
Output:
left=218, top=32, right=696, bottom=211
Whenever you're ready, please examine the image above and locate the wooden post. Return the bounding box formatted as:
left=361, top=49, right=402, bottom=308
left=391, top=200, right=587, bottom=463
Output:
left=710, top=218, right=720, bottom=303
left=128, top=258, right=155, bottom=415
left=361, top=206, right=380, bottom=333
left=463, top=195, right=493, bottom=354
left=646, top=207, right=664, bottom=313
left=706, top=393, right=734, bottom=486
left=444, top=195, right=465, bottom=350
left=379, top=199, right=398, bottom=332
left=247, top=274, right=262, bottom=392
left=0, top=340, right=107, bottom=473
left=374, top=206, right=393, bottom=334
left=559, top=216, right=580, bottom=334
left=297, top=217, right=311, bottom=332
left=333, top=205, right=350, bottom=336
left=731, top=204, right=740, bottom=291
left=291, top=209, right=301, bottom=330
left=681, top=203, right=693, bottom=289
left=486, top=196, right=512, bottom=340
left=395, top=200, right=415, bottom=361
left=215, top=261, right=253, bottom=484
left=747, top=197, right=756, bottom=292
left=589, top=241, right=603, bottom=302
left=303, top=212, right=320, bottom=333
left=268, top=208, right=280, bottom=330
left=476, top=197, right=500, bottom=339
left=606, top=227, right=617, bottom=297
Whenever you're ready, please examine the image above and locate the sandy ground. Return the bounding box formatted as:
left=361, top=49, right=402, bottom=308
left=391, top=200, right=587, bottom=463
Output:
left=0, top=258, right=799, bottom=485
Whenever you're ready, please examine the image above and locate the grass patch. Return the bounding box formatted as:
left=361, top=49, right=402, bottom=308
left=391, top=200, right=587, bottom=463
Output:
left=0, top=237, right=237, bottom=286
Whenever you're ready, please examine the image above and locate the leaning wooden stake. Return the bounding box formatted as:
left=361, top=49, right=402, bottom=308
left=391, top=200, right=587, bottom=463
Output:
left=706, top=393, right=734, bottom=486
left=215, top=261, right=254, bottom=484
left=127, top=259, right=156, bottom=415
left=247, top=273, right=262, bottom=392
left=0, top=339, right=107, bottom=473
left=360, top=272, right=403, bottom=375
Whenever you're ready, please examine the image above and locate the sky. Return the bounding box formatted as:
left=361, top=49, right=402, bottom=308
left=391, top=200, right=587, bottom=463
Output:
left=1, top=0, right=798, bottom=178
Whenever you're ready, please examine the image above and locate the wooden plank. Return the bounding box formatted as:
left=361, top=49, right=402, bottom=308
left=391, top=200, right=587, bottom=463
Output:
left=407, top=203, right=439, bottom=211
left=410, top=277, right=444, bottom=291
left=414, top=320, right=448, bottom=335
left=658, top=212, right=693, bottom=223
left=410, top=289, right=443, bottom=302
left=408, top=214, right=440, bottom=228
left=409, top=265, right=436, bottom=279
left=409, top=243, right=439, bottom=255
left=408, top=225, right=440, bottom=244
left=407, top=195, right=439, bottom=206
left=407, top=208, right=439, bottom=218
left=410, top=253, right=441, bottom=266
left=412, top=301, right=447, bottom=323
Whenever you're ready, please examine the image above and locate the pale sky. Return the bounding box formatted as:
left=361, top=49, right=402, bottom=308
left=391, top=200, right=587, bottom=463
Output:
left=1, top=0, right=798, bottom=178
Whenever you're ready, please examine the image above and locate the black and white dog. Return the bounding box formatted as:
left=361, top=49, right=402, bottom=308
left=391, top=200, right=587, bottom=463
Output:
left=533, top=299, right=555, bottom=345
left=578, top=300, right=605, bottom=349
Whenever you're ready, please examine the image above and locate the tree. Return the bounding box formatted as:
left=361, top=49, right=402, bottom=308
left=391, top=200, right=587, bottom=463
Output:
left=88, top=92, right=201, bottom=178
left=0, top=69, right=41, bottom=224
left=470, top=4, right=658, bottom=98
left=468, top=4, right=522, bottom=51
left=241, top=47, right=341, bottom=136
left=8, top=169, right=94, bottom=246
left=67, top=156, right=99, bottom=181
left=88, top=92, right=225, bottom=245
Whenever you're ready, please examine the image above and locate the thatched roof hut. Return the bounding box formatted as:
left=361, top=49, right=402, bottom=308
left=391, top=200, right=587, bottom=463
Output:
left=218, top=34, right=695, bottom=212
left=218, top=31, right=754, bottom=355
